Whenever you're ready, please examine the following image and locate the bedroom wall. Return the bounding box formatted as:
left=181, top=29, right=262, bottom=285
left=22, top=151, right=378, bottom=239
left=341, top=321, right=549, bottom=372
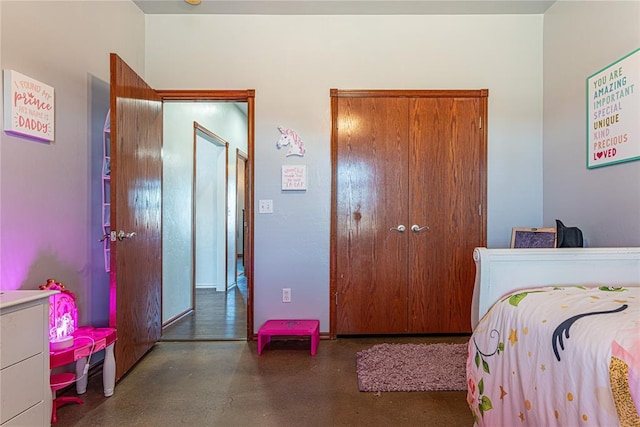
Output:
left=543, top=1, right=640, bottom=247
left=0, top=1, right=145, bottom=326
left=145, top=14, right=545, bottom=332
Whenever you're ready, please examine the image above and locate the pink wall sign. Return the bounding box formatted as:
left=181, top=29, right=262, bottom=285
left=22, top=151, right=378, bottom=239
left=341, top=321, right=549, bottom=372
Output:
left=281, top=165, right=307, bottom=191
left=586, top=49, right=639, bottom=168
left=3, top=69, right=55, bottom=142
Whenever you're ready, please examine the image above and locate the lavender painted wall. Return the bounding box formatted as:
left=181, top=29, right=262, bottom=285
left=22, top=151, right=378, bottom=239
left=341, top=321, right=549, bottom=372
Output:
left=0, top=1, right=145, bottom=327
left=543, top=1, right=640, bottom=247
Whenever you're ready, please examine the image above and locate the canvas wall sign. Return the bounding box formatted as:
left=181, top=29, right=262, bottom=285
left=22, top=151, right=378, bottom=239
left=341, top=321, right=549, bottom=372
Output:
left=3, top=69, right=55, bottom=142
left=586, top=49, right=639, bottom=168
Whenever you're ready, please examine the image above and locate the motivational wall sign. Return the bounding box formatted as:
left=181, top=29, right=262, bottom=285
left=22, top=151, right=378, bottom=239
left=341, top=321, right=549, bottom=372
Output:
left=281, top=165, right=307, bottom=191
left=3, top=70, right=55, bottom=142
left=586, top=49, right=639, bottom=168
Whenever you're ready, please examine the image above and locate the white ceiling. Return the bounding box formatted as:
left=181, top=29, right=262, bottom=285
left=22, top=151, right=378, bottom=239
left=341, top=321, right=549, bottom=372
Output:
left=133, top=0, right=556, bottom=15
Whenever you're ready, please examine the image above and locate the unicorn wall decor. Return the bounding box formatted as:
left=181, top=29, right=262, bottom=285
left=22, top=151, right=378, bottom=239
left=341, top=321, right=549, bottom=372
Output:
left=276, top=126, right=306, bottom=157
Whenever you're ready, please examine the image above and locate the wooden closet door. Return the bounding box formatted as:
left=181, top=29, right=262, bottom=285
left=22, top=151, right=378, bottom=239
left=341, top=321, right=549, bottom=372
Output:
left=335, top=96, right=410, bottom=334
left=331, top=89, right=487, bottom=337
left=407, top=96, right=485, bottom=333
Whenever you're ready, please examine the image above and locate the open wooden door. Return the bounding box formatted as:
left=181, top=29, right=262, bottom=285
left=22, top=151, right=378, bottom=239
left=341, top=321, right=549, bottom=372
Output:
left=109, top=53, right=163, bottom=380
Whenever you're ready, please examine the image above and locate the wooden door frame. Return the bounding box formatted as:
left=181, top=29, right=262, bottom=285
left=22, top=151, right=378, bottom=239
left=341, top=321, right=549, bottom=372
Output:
left=158, top=90, right=255, bottom=341
left=329, top=88, right=488, bottom=338
left=236, top=149, right=248, bottom=276
left=192, top=121, right=229, bottom=301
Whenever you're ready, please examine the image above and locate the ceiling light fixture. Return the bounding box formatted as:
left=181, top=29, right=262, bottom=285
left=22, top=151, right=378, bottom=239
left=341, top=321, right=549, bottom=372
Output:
left=184, top=0, right=201, bottom=5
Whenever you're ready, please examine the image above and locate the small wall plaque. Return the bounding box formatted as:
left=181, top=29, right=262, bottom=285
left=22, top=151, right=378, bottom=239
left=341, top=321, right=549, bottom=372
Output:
left=282, top=165, right=307, bottom=191
left=3, top=69, right=55, bottom=142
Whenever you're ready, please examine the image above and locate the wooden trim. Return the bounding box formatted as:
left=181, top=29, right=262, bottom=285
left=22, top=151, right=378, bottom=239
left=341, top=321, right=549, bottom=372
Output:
left=246, top=95, right=255, bottom=341
left=162, top=89, right=256, bottom=341
left=158, top=89, right=255, bottom=101
left=195, top=121, right=230, bottom=147
left=162, top=308, right=194, bottom=328
left=191, top=124, right=197, bottom=311
left=329, top=91, right=339, bottom=339
left=479, top=95, right=488, bottom=244
left=330, top=89, right=489, bottom=99
left=191, top=122, right=230, bottom=297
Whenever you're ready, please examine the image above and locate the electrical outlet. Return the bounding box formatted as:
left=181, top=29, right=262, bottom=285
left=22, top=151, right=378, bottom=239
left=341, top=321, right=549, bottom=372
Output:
left=282, top=288, right=291, bottom=303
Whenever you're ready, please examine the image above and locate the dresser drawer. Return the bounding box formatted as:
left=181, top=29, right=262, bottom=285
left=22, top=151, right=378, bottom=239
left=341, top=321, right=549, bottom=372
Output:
left=1, top=401, right=45, bottom=427
left=0, top=305, right=45, bottom=369
left=0, top=353, right=45, bottom=424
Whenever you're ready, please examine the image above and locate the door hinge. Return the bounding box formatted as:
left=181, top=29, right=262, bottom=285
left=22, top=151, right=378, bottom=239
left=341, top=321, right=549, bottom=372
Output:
left=478, top=204, right=482, bottom=216
left=335, top=292, right=338, bottom=306
left=479, top=116, right=482, bottom=129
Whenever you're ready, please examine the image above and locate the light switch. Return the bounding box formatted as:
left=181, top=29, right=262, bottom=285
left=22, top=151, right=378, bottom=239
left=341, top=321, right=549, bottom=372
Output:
left=259, top=199, right=273, bottom=214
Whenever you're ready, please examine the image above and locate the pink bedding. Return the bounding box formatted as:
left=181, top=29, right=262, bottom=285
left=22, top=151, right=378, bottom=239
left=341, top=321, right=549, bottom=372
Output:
left=466, top=286, right=640, bottom=426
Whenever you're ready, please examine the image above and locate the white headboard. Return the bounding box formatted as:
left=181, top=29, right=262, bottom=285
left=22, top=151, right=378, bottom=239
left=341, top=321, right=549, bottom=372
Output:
left=471, top=247, right=640, bottom=329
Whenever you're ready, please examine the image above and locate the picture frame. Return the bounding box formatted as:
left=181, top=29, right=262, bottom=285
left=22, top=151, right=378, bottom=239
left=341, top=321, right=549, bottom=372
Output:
left=586, top=48, right=640, bottom=168
left=510, top=227, right=557, bottom=248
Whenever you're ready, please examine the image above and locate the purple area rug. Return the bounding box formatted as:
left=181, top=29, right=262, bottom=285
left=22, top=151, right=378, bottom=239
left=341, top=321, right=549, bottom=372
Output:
left=356, top=342, right=468, bottom=392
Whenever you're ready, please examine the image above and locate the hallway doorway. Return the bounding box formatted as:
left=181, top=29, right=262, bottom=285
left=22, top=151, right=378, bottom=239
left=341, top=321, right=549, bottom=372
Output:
left=162, top=121, right=247, bottom=341
left=160, top=93, right=254, bottom=341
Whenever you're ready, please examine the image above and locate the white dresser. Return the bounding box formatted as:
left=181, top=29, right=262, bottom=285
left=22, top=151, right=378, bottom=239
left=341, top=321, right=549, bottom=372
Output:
left=1, top=290, right=57, bottom=427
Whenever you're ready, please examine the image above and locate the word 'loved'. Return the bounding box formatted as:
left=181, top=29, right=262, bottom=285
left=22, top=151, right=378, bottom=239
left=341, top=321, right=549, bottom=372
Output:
left=593, top=148, right=617, bottom=161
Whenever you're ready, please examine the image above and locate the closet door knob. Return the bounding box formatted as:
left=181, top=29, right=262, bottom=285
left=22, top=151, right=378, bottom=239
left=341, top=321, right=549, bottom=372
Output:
left=390, top=225, right=406, bottom=232
left=411, top=224, right=429, bottom=233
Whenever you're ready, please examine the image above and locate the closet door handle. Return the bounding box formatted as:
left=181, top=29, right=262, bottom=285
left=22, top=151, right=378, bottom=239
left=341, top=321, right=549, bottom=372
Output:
left=390, top=225, right=406, bottom=233
left=411, top=224, right=429, bottom=233
left=117, top=230, right=137, bottom=241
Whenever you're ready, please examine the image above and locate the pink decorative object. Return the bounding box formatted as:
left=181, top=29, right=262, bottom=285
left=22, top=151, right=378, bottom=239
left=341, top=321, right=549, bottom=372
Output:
left=275, top=126, right=306, bottom=157
left=39, top=279, right=77, bottom=350
left=257, top=319, right=319, bottom=355
left=50, top=326, right=118, bottom=398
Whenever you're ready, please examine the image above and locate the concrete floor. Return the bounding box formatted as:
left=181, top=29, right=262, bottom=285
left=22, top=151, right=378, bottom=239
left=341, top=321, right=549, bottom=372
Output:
left=54, top=336, right=473, bottom=427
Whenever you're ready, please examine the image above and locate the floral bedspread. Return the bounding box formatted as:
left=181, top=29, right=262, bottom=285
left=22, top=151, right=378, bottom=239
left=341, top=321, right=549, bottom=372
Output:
left=467, top=286, right=639, bottom=426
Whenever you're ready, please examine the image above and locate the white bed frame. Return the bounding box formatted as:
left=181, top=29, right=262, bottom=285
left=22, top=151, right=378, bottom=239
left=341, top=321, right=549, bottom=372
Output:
left=471, top=247, right=640, bottom=329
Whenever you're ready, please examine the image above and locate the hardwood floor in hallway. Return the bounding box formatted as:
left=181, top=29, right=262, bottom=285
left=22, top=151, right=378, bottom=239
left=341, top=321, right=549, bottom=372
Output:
left=161, top=274, right=247, bottom=341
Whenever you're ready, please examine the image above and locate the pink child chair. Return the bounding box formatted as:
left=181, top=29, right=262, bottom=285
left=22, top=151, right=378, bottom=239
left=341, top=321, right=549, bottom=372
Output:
left=49, top=373, right=83, bottom=423
left=40, top=279, right=83, bottom=423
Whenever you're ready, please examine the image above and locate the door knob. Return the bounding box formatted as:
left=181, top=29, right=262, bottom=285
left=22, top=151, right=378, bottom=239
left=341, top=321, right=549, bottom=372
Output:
left=117, top=230, right=137, bottom=241
left=411, top=224, right=429, bottom=233
left=390, top=225, right=406, bottom=232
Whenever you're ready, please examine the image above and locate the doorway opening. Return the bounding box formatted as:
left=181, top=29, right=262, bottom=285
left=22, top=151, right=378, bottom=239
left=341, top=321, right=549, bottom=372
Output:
left=159, top=93, right=254, bottom=341
left=163, top=123, right=247, bottom=340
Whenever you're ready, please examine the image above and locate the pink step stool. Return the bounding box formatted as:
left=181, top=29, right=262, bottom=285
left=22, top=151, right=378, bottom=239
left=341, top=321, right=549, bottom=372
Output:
left=258, top=319, right=320, bottom=356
